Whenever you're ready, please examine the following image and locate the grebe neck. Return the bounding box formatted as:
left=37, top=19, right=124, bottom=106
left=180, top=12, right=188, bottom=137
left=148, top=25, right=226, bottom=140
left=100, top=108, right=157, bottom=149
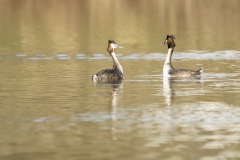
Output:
left=110, top=51, right=123, bottom=73
left=164, top=48, right=174, bottom=68
left=163, top=47, right=174, bottom=77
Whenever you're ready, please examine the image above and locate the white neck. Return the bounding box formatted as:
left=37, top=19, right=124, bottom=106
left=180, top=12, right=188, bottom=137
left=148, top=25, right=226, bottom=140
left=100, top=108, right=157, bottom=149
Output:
left=111, top=51, right=123, bottom=73
left=163, top=48, right=174, bottom=77
left=164, top=48, right=174, bottom=65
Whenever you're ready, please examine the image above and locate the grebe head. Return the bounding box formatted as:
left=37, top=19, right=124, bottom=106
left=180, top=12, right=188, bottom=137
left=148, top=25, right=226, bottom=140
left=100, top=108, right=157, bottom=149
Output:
left=107, top=40, right=123, bottom=53
left=161, top=35, right=176, bottom=48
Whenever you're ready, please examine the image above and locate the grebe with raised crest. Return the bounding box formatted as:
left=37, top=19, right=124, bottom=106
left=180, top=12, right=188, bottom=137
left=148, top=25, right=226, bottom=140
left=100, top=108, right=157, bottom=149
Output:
left=162, top=35, right=203, bottom=77
left=92, top=40, right=123, bottom=82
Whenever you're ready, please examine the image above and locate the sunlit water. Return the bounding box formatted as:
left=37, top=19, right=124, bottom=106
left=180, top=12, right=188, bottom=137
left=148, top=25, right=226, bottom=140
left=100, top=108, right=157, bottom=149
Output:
left=1, top=0, right=240, bottom=160
left=0, top=52, right=240, bottom=160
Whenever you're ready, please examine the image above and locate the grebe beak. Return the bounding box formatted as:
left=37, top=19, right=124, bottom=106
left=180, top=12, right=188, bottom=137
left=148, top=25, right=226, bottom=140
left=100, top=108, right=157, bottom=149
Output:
left=161, top=40, right=167, bottom=45
left=117, top=45, right=123, bottom=48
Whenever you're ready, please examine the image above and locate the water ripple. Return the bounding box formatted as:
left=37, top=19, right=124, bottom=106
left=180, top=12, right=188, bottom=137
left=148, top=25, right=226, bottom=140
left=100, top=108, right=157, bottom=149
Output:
left=3, top=51, right=239, bottom=60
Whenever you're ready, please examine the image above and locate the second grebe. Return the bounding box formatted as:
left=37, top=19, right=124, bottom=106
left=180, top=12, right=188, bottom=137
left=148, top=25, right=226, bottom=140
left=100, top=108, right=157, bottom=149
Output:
left=92, top=40, right=123, bottom=82
left=162, top=35, right=203, bottom=77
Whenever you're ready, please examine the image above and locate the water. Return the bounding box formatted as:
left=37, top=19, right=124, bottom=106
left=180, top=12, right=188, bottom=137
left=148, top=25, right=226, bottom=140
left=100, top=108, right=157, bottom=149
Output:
left=0, top=1, right=240, bottom=160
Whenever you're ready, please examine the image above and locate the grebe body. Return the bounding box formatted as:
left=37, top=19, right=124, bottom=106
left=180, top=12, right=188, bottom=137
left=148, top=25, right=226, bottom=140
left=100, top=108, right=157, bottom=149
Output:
left=162, top=35, right=203, bottom=78
left=92, top=40, right=123, bottom=82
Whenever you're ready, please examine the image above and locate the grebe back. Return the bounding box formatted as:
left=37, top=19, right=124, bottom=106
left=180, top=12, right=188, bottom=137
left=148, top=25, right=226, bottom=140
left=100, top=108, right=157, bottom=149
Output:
left=162, top=35, right=203, bottom=78
left=92, top=40, right=123, bottom=82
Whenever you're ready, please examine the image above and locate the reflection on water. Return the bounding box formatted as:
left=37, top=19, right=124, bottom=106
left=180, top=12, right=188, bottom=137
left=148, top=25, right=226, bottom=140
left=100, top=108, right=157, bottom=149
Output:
left=3, top=50, right=240, bottom=61
left=92, top=77, right=124, bottom=84
left=0, top=0, right=240, bottom=160
left=96, top=82, right=123, bottom=141
left=0, top=53, right=240, bottom=160
left=163, top=77, right=204, bottom=106
left=0, top=0, right=240, bottom=55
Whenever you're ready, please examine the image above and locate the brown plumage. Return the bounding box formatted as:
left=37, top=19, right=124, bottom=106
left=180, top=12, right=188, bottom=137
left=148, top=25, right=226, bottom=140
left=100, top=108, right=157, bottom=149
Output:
left=168, top=68, right=203, bottom=77
left=162, top=35, right=203, bottom=78
left=92, top=40, right=123, bottom=82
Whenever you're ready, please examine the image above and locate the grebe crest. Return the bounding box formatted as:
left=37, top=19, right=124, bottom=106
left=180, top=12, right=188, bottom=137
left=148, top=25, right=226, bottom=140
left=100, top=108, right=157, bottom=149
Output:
left=92, top=40, right=124, bottom=82
left=162, top=35, right=176, bottom=48
left=162, top=35, right=203, bottom=78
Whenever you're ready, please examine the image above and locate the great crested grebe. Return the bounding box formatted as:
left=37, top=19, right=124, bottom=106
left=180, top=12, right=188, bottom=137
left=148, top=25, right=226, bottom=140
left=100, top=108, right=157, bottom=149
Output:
left=92, top=40, right=123, bottom=81
left=162, top=35, right=203, bottom=77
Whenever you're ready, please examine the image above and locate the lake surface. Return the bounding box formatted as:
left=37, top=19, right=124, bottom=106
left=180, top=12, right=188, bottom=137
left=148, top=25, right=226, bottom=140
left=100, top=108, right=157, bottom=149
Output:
left=0, top=1, right=240, bottom=160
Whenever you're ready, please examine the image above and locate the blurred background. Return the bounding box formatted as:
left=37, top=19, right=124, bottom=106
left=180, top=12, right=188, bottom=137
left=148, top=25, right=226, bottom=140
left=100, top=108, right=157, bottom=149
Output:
left=1, top=1, right=240, bottom=160
left=0, top=0, right=239, bottom=55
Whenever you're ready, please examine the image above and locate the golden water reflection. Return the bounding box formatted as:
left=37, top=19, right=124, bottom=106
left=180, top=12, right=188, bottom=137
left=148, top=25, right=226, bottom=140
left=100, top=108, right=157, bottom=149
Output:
left=0, top=0, right=240, bottom=159
left=0, top=0, right=239, bottom=55
left=0, top=57, right=240, bottom=159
